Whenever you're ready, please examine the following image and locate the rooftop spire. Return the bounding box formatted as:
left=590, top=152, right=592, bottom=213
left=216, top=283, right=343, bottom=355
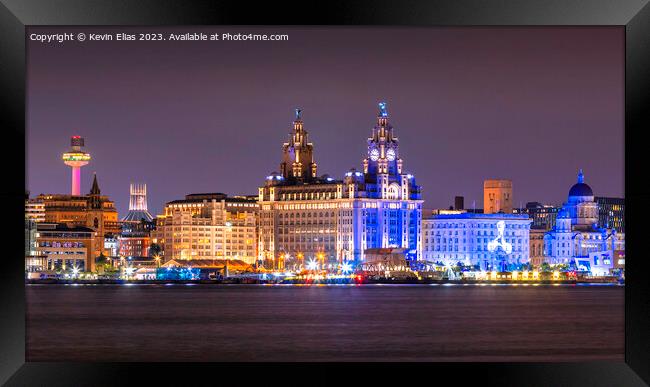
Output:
left=577, top=169, right=584, bottom=184
left=90, top=172, right=100, bottom=195
left=280, top=108, right=317, bottom=181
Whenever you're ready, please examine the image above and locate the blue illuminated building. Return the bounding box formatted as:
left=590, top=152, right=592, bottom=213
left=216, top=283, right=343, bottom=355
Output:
left=258, top=102, right=423, bottom=267
left=350, top=101, right=423, bottom=261
left=543, top=169, right=625, bottom=275
left=422, top=213, right=532, bottom=270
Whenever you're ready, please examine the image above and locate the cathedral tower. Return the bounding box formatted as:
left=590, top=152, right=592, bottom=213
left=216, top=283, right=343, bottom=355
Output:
left=122, top=183, right=154, bottom=222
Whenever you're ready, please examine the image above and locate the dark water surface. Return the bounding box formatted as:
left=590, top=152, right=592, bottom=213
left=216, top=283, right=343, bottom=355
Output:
left=26, top=284, right=624, bottom=362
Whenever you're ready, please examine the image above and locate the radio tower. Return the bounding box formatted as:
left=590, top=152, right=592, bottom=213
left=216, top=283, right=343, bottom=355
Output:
left=62, top=136, right=91, bottom=195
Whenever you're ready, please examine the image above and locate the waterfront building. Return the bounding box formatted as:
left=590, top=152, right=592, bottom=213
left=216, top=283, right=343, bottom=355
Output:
left=483, top=179, right=513, bottom=214
left=62, top=136, right=91, bottom=196
left=422, top=212, right=532, bottom=270
left=595, top=196, right=625, bottom=233
left=25, top=192, right=47, bottom=272
left=118, top=219, right=155, bottom=259
left=153, top=193, right=258, bottom=264
left=257, top=103, right=423, bottom=267
left=25, top=218, right=38, bottom=257
left=529, top=228, right=546, bottom=267
left=104, top=235, right=119, bottom=257
left=25, top=197, right=45, bottom=223
left=37, top=173, right=120, bottom=258
left=514, top=202, right=560, bottom=230
left=25, top=218, right=48, bottom=273
left=543, top=170, right=625, bottom=275
left=35, top=223, right=97, bottom=272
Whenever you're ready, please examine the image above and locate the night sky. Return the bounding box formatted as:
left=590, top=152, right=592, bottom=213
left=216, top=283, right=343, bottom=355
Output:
left=27, top=26, right=624, bottom=217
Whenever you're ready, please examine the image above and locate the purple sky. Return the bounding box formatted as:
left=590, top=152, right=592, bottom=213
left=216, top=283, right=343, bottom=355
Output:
left=27, top=26, right=624, bottom=216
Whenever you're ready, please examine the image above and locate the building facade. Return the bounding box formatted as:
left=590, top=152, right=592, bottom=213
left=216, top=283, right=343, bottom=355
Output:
left=118, top=220, right=154, bottom=259
left=543, top=170, right=625, bottom=275
left=258, top=104, right=422, bottom=267
left=514, top=202, right=560, bottom=230
left=422, top=213, right=532, bottom=270
left=104, top=236, right=119, bottom=257
left=35, top=223, right=97, bottom=272
left=153, top=193, right=258, bottom=264
left=25, top=197, right=46, bottom=223
left=528, top=228, right=546, bottom=267
left=483, top=179, right=513, bottom=214
left=595, top=196, right=624, bottom=233
left=37, top=174, right=120, bottom=258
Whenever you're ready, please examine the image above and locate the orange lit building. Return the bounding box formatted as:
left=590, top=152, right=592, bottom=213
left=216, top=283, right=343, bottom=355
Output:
left=35, top=223, right=97, bottom=272
left=483, top=179, right=513, bottom=214
left=153, top=193, right=258, bottom=264
left=37, top=174, right=119, bottom=258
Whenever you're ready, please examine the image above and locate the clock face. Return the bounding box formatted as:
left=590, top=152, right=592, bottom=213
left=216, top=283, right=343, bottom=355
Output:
left=386, top=148, right=396, bottom=161
left=370, top=148, right=380, bottom=161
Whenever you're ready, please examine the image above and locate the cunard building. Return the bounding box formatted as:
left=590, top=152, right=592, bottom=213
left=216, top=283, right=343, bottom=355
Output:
left=258, top=103, right=423, bottom=267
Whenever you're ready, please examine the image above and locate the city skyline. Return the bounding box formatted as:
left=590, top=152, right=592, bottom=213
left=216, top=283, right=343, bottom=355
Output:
left=27, top=26, right=624, bottom=216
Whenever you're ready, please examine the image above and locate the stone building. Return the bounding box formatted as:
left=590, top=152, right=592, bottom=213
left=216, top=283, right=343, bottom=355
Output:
left=257, top=103, right=422, bottom=268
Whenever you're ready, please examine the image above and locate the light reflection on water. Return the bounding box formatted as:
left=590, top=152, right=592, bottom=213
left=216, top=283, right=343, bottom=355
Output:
left=30, top=282, right=623, bottom=288
left=26, top=284, right=624, bottom=362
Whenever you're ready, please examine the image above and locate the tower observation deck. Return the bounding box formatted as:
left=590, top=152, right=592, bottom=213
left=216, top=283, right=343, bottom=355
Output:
left=62, top=136, right=91, bottom=196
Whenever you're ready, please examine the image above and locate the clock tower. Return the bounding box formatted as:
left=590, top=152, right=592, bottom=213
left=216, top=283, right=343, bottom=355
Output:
left=349, top=102, right=422, bottom=262
left=280, top=108, right=318, bottom=182
left=364, top=102, right=403, bottom=178
left=361, top=102, right=419, bottom=202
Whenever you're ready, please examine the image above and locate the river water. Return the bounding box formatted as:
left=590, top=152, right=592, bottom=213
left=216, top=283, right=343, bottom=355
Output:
left=26, top=284, right=624, bottom=362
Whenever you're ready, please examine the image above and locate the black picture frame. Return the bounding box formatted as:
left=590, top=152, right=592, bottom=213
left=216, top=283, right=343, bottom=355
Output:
left=1, top=1, right=649, bottom=385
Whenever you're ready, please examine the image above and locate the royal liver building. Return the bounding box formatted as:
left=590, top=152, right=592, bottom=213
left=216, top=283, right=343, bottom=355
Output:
left=258, top=103, right=423, bottom=267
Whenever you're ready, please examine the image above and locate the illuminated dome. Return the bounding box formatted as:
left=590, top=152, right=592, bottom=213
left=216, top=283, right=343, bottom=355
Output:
left=569, top=183, right=593, bottom=197
left=568, top=169, right=593, bottom=198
